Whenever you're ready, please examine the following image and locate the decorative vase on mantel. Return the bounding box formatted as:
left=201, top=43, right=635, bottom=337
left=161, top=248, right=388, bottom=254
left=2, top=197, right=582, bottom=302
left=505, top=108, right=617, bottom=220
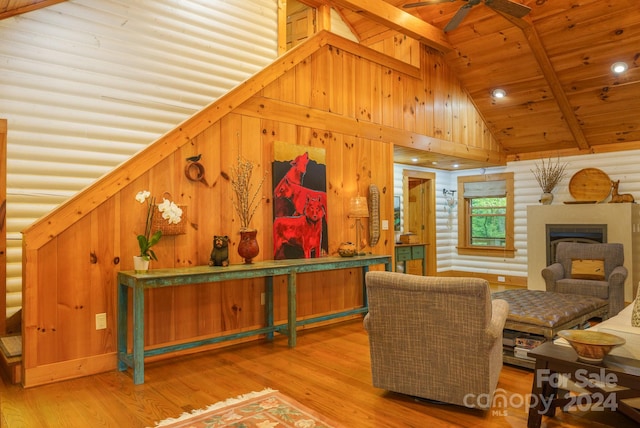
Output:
left=133, top=256, right=150, bottom=273
left=540, top=192, right=554, bottom=205
left=238, top=229, right=260, bottom=264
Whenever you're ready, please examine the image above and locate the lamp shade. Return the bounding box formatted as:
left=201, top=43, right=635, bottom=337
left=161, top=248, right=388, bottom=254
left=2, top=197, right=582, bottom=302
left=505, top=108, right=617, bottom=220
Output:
left=348, top=196, right=369, bottom=218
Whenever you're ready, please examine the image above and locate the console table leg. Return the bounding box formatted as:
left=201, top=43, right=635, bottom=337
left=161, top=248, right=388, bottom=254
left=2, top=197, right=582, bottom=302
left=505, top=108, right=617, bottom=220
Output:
left=362, top=266, right=369, bottom=308
left=117, top=283, right=127, bottom=372
left=287, top=272, right=297, bottom=347
left=132, top=285, right=145, bottom=384
left=265, top=276, right=274, bottom=341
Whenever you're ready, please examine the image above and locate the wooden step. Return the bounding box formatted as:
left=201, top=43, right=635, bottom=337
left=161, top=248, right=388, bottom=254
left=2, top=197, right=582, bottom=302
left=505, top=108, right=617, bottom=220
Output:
left=0, top=335, right=22, bottom=384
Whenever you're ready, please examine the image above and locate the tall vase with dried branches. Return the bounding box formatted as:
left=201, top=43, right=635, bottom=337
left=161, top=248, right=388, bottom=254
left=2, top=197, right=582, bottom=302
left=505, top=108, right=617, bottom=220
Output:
left=230, top=157, right=267, bottom=263
left=531, top=157, right=568, bottom=205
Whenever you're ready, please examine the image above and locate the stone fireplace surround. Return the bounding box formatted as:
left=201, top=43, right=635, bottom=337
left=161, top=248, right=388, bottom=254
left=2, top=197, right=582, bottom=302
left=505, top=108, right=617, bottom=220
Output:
left=527, top=204, right=640, bottom=302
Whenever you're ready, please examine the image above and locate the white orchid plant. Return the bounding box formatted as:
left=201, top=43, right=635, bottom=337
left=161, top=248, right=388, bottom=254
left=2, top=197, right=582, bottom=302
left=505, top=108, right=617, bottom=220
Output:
left=135, top=190, right=183, bottom=261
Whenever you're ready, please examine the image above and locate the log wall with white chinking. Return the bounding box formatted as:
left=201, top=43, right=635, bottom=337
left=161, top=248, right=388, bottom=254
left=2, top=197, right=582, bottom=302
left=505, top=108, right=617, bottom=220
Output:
left=20, top=31, right=504, bottom=386
left=0, top=119, right=5, bottom=334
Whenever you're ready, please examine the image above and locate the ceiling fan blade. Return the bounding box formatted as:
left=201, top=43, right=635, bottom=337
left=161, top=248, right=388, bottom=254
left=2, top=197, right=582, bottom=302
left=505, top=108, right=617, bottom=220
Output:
left=444, top=3, right=474, bottom=32
left=403, top=0, right=459, bottom=9
left=484, top=0, right=531, bottom=18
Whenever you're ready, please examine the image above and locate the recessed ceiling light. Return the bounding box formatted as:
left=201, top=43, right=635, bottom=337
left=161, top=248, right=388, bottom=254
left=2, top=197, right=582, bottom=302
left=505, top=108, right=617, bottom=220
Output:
left=432, top=161, right=438, bottom=165
left=453, top=164, right=459, bottom=168
left=611, top=62, right=628, bottom=74
left=411, top=158, right=419, bottom=163
left=492, top=88, right=506, bottom=98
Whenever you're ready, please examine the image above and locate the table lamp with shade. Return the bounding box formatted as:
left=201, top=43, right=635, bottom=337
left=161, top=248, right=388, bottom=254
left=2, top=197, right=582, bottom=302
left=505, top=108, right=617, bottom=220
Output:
left=348, top=196, right=369, bottom=255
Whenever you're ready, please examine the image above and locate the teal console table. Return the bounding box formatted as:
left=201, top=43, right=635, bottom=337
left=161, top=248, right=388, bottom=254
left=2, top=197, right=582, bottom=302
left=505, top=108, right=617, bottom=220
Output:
left=117, top=254, right=391, bottom=384
left=395, top=243, right=426, bottom=275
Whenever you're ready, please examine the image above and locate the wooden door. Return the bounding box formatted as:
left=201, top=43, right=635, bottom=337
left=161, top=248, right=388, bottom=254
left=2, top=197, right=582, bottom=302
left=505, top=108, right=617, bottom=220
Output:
left=402, top=170, right=436, bottom=276
left=286, top=8, right=315, bottom=50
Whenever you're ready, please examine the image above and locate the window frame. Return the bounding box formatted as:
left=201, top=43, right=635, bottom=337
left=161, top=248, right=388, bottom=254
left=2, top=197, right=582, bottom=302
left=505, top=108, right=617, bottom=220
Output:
left=457, top=172, right=515, bottom=258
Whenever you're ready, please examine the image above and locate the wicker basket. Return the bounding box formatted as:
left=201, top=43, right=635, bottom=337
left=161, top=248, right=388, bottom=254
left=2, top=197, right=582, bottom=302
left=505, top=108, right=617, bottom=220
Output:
left=151, top=193, right=187, bottom=236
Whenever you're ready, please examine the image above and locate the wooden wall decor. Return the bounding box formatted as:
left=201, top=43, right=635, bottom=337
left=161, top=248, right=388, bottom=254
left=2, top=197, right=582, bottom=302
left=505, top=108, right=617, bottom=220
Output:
left=20, top=31, right=504, bottom=386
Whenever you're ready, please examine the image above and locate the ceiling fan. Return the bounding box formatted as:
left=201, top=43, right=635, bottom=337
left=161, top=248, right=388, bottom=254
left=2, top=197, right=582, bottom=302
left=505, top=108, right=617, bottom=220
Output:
left=403, top=0, right=531, bottom=33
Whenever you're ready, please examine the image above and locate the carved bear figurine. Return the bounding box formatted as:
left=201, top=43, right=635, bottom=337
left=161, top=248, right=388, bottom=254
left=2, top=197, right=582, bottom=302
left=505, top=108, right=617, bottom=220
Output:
left=209, top=235, right=229, bottom=267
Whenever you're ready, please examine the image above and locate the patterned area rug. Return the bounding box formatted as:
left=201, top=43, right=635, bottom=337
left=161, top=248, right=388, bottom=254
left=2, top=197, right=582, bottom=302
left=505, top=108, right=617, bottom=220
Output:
left=152, top=388, right=341, bottom=427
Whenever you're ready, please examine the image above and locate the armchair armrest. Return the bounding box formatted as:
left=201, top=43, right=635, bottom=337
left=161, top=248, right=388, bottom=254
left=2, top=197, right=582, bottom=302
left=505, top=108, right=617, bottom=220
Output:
left=609, top=265, right=628, bottom=284
left=486, top=299, right=509, bottom=345
left=608, top=265, right=628, bottom=317
left=542, top=262, right=564, bottom=292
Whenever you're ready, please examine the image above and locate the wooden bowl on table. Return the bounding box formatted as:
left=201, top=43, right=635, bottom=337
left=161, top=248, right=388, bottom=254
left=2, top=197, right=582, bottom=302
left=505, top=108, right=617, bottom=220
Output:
left=557, top=330, right=625, bottom=363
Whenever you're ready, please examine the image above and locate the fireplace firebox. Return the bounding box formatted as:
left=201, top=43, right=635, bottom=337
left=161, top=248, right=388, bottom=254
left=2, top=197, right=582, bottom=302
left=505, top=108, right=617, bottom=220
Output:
left=545, top=224, right=607, bottom=266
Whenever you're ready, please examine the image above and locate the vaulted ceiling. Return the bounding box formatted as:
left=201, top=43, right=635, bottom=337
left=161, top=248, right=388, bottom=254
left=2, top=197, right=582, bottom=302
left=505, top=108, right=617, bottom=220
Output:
left=4, top=0, right=640, bottom=165
left=319, top=0, right=640, bottom=163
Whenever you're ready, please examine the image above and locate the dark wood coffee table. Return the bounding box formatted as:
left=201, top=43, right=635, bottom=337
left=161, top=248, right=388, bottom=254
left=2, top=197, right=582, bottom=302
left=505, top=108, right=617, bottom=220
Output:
left=527, top=342, right=640, bottom=428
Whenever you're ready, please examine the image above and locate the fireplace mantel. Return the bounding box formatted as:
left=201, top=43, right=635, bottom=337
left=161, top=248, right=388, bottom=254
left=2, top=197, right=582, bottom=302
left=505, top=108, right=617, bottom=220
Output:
left=527, top=204, right=640, bottom=302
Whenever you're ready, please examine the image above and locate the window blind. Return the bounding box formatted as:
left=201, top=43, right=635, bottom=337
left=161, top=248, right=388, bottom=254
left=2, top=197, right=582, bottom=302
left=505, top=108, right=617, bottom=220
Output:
left=463, top=180, right=506, bottom=198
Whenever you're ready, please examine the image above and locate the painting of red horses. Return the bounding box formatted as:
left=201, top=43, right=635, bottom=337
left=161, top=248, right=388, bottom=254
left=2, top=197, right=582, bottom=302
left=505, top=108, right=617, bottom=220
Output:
left=272, top=143, right=327, bottom=259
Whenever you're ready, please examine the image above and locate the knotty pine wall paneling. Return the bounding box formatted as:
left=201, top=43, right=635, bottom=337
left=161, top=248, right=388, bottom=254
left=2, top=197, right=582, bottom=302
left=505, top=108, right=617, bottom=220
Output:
left=89, top=198, right=117, bottom=357
left=327, top=46, right=344, bottom=117
left=21, top=32, right=500, bottom=386
left=420, top=48, right=435, bottom=135
left=31, top=239, right=57, bottom=367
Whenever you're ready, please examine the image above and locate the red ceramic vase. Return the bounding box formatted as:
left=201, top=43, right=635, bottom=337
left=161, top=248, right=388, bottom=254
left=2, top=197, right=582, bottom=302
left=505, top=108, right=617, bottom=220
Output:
left=238, top=229, right=259, bottom=264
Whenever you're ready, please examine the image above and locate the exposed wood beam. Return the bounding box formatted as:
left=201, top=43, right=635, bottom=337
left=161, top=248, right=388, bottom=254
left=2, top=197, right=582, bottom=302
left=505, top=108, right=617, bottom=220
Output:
left=316, top=4, right=332, bottom=31
left=506, top=140, right=640, bottom=162
left=236, top=97, right=506, bottom=165
left=326, top=0, right=452, bottom=53
left=0, top=0, right=67, bottom=20
left=498, top=12, right=590, bottom=150
left=277, top=0, right=287, bottom=55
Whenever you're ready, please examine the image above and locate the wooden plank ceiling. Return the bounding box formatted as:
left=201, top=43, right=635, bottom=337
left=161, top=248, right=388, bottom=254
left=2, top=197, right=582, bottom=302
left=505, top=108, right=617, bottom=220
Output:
left=3, top=0, right=640, bottom=166
left=323, top=0, right=640, bottom=164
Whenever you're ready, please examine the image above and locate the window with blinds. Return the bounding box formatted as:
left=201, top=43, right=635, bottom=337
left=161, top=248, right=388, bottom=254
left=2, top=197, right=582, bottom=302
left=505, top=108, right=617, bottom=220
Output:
left=457, top=173, right=515, bottom=257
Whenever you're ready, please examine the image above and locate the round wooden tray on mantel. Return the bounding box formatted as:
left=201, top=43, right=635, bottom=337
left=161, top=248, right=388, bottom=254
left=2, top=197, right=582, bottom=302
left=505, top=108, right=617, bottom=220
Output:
left=568, top=168, right=611, bottom=203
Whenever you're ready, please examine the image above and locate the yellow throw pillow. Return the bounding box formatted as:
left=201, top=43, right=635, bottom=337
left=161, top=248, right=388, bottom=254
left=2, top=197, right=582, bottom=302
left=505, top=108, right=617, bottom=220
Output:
left=632, top=289, right=640, bottom=327
left=571, top=259, right=605, bottom=280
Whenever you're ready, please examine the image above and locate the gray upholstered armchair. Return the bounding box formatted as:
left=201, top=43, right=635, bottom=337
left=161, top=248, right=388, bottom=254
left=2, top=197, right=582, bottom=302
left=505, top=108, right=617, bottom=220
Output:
left=363, top=271, right=509, bottom=410
left=542, top=242, right=626, bottom=318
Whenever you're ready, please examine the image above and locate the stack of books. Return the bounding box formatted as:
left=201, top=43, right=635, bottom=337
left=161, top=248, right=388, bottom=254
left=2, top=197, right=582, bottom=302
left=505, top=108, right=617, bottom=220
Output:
left=502, top=330, right=547, bottom=362
left=512, top=334, right=546, bottom=361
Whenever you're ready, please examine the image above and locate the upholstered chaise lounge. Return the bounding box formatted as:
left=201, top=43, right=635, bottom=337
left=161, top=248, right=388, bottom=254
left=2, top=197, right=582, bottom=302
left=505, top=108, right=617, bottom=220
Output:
left=542, top=242, right=626, bottom=318
left=363, top=271, right=509, bottom=410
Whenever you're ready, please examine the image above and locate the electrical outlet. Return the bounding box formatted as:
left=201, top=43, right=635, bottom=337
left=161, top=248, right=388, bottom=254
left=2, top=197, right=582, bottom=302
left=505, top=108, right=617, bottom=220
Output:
left=381, top=220, right=389, bottom=230
left=95, top=313, right=107, bottom=330
left=497, top=276, right=506, bottom=283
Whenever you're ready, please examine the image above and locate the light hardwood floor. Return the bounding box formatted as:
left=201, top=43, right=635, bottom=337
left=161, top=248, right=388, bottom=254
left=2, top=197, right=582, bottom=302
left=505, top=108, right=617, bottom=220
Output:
left=0, top=319, right=637, bottom=427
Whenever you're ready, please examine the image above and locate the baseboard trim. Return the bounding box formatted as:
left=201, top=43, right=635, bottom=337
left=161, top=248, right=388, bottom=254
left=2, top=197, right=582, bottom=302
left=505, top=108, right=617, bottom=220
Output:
left=23, top=353, right=116, bottom=388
